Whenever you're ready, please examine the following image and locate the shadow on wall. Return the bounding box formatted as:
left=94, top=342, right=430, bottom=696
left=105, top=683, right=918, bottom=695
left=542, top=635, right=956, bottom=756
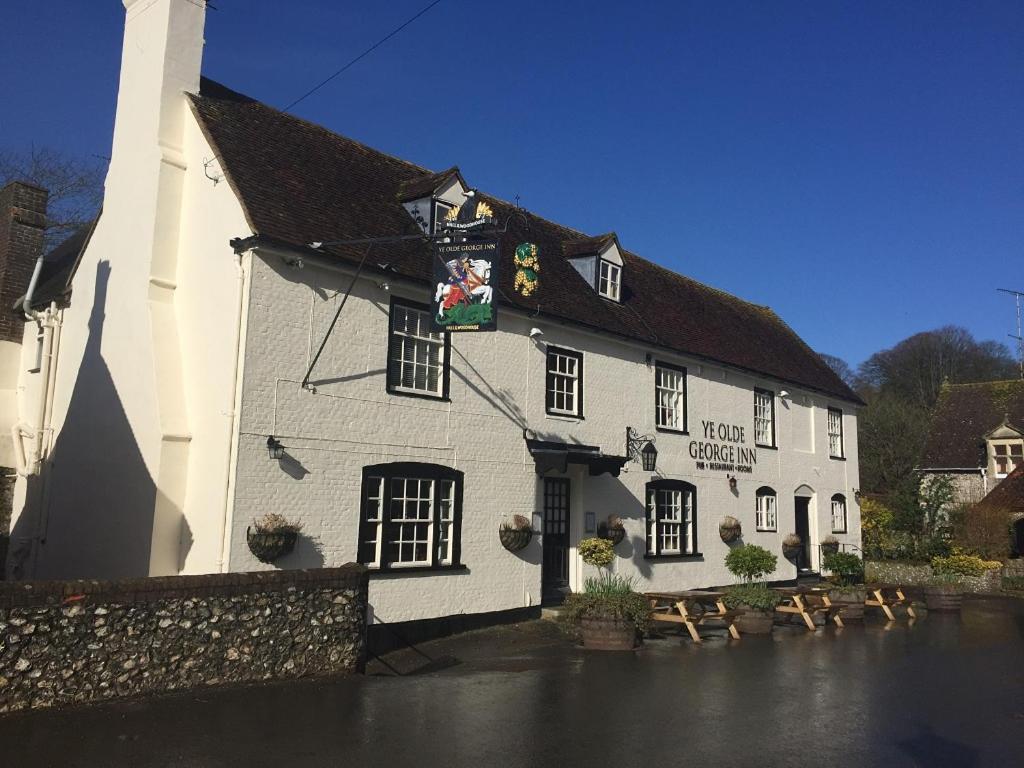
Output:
left=9, top=261, right=172, bottom=580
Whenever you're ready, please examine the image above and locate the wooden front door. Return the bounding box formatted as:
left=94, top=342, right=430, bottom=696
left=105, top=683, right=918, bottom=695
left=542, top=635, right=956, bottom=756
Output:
left=542, top=478, right=571, bottom=604
left=794, top=496, right=813, bottom=571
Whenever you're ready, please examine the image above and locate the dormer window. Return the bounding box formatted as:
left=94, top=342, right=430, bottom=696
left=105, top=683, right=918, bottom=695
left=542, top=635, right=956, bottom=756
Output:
left=432, top=201, right=453, bottom=234
left=992, top=441, right=1023, bottom=478
left=598, top=260, right=621, bottom=301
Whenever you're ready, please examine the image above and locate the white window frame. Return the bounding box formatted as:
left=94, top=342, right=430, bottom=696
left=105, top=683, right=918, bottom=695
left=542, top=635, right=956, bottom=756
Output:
left=386, top=300, right=448, bottom=399
left=598, top=259, right=621, bottom=301
left=546, top=346, right=583, bottom=417
left=754, top=388, right=775, bottom=447
left=756, top=487, right=777, bottom=531
left=828, top=408, right=844, bottom=459
left=655, top=363, right=687, bottom=432
left=992, top=440, right=1024, bottom=479
left=432, top=200, right=453, bottom=234
left=831, top=495, right=847, bottom=534
left=646, top=481, right=696, bottom=556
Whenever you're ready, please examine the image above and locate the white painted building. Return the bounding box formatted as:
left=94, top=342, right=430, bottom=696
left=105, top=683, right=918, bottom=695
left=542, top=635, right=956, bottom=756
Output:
left=6, top=0, right=861, bottom=635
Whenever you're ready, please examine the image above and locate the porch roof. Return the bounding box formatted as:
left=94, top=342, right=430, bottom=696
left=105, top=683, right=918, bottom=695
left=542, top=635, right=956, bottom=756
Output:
left=525, top=438, right=629, bottom=478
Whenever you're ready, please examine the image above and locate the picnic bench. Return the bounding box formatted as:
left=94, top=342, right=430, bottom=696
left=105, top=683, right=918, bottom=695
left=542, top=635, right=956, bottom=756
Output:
left=773, top=586, right=842, bottom=630
left=645, top=590, right=742, bottom=643
left=864, top=583, right=916, bottom=621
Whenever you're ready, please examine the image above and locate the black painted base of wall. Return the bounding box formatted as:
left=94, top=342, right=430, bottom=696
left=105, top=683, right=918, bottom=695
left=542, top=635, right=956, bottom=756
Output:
left=367, top=605, right=542, bottom=657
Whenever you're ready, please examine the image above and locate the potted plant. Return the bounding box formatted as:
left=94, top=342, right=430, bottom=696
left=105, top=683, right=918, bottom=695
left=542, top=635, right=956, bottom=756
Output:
left=246, top=513, right=302, bottom=563
left=820, top=535, right=841, bottom=557
left=499, top=514, right=533, bottom=552
left=597, top=514, right=626, bottom=546
left=782, top=533, right=803, bottom=560
left=823, top=551, right=866, bottom=620
left=563, top=537, right=649, bottom=650
left=722, top=544, right=781, bottom=634
left=719, top=516, right=742, bottom=544
left=924, top=572, right=965, bottom=613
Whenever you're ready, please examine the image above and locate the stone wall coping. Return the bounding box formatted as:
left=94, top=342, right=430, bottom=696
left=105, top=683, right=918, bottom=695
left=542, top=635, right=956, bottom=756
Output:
left=0, top=565, right=367, bottom=609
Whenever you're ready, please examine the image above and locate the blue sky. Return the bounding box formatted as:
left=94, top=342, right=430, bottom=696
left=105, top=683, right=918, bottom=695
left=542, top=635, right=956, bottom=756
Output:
left=3, top=1, right=1022, bottom=368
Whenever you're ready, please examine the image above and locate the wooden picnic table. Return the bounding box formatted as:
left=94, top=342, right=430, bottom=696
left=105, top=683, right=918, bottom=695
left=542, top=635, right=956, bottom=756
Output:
left=772, top=585, right=843, bottom=630
left=864, top=583, right=916, bottom=621
left=645, top=590, right=741, bottom=643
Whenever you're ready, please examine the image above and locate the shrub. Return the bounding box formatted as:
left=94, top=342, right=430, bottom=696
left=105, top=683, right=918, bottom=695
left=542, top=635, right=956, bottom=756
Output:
left=824, top=552, right=864, bottom=586
left=931, top=554, right=1001, bottom=578
left=725, top=544, right=777, bottom=583
left=952, top=502, right=1012, bottom=562
left=578, top=537, right=615, bottom=569
left=583, top=574, right=635, bottom=596
left=253, top=513, right=302, bottom=534
left=723, top=584, right=783, bottom=611
left=562, top=591, right=651, bottom=633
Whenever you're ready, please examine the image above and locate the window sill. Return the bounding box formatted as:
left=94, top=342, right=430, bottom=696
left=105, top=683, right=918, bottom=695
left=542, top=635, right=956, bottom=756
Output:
left=755, top=443, right=778, bottom=451
left=366, top=564, right=468, bottom=576
left=387, top=387, right=450, bottom=403
left=545, top=411, right=585, bottom=421
left=755, top=528, right=778, bottom=533
left=829, top=455, right=846, bottom=461
left=655, top=426, right=689, bottom=436
left=831, top=530, right=848, bottom=536
left=643, top=552, right=704, bottom=561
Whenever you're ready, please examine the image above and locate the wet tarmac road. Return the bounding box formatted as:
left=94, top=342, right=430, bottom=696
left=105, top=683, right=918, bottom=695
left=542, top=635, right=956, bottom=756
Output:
left=3, top=596, right=1024, bottom=768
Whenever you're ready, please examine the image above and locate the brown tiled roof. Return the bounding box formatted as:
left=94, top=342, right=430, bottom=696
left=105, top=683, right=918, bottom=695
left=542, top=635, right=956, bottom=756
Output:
left=563, top=233, right=618, bottom=258
left=189, top=77, right=861, bottom=404
left=397, top=167, right=465, bottom=202
left=920, top=380, right=1024, bottom=469
left=974, top=464, right=1024, bottom=517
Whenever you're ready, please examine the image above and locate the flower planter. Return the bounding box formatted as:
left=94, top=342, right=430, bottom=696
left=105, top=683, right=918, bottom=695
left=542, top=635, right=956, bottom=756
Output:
left=782, top=544, right=802, bottom=560
left=499, top=526, right=533, bottom=553
left=830, top=589, right=866, bottom=621
left=719, top=521, right=742, bottom=544
left=734, top=607, right=774, bottom=635
left=579, top=616, right=638, bottom=650
left=246, top=527, right=298, bottom=563
left=597, top=524, right=626, bottom=546
left=821, top=542, right=840, bottom=557
left=924, top=585, right=963, bottom=613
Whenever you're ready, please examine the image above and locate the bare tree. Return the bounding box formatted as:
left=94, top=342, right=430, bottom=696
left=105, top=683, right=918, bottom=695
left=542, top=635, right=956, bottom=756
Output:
left=0, top=147, right=105, bottom=251
left=818, top=353, right=858, bottom=390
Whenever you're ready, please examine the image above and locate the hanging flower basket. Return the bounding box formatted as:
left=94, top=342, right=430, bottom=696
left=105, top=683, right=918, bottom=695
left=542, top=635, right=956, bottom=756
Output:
left=246, top=527, right=298, bottom=563
left=499, top=515, right=533, bottom=553
left=719, top=516, right=742, bottom=544
left=598, top=516, right=626, bottom=546
left=821, top=537, right=840, bottom=556
left=782, top=534, right=803, bottom=560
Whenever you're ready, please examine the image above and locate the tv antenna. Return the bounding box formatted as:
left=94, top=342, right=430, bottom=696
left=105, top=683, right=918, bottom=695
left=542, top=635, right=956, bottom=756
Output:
left=997, top=288, right=1024, bottom=379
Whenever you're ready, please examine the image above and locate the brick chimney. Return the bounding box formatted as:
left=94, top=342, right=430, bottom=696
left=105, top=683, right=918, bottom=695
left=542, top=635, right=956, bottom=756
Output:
left=0, top=182, right=48, bottom=343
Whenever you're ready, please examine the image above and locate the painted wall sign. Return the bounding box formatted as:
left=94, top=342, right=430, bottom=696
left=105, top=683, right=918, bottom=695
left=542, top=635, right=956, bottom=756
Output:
left=431, top=239, right=498, bottom=332
left=690, top=420, right=757, bottom=473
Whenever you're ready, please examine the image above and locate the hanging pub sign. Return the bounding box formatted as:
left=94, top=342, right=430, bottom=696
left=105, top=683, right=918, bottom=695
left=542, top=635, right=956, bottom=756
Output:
left=431, top=238, right=499, bottom=332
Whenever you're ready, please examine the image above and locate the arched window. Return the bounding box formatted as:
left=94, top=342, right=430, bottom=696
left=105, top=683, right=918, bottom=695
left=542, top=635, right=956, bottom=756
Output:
left=830, top=494, right=847, bottom=534
left=645, top=479, right=697, bottom=557
left=756, top=486, right=777, bottom=531
left=359, top=462, right=463, bottom=571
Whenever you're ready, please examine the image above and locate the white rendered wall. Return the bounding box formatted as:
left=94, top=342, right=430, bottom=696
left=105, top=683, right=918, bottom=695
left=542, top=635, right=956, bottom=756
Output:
left=230, top=252, right=861, bottom=624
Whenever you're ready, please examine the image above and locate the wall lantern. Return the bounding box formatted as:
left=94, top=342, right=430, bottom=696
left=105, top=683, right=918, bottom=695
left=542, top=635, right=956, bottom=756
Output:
left=854, top=488, right=862, bottom=503
left=727, top=474, right=738, bottom=491
left=267, top=435, right=285, bottom=460
left=626, top=427, right=657, bottom=472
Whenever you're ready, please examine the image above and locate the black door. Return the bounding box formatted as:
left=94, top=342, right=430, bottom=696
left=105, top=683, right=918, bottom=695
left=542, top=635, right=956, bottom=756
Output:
left=794, top=496, right=813, bottom=572
left=542, top=478, right=571, bottom=604
left=1014, top=519, right=1024, bottom=558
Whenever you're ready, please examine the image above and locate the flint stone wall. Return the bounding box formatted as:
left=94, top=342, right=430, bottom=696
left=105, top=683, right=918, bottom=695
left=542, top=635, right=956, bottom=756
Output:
left=0, top=565, right=367, bottom=713
left=865, top=561, right=1002, bottom=594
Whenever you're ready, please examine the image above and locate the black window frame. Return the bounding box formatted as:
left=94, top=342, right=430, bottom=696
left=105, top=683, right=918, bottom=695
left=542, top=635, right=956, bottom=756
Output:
left=358, top=462, right=465, bottom=573
left=755, top=485, right=778, bottom=532
left=830, top=493, right=848, bottom=534
left=644, top=479, right=700, bottom=559
left=431, top=199, right=454, bottom=234
left=654, top=360, right=688, bottom=434
left=754, top=387, right=777, bottom=449
left=827, top=407, right=845, bottom=459
left=545, top=345, right=584, bottom=419
left=385, top=296, right=451, bottom=402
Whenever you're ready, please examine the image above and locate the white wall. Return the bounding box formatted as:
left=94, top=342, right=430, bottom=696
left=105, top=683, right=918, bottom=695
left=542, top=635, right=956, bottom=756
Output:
left=230, top=251, right=861, bottom=624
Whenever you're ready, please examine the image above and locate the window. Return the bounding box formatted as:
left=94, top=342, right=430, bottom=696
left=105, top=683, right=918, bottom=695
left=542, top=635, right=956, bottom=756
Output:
left=993, top=442, right=1024, bottom=478
left=432, top=200, right=453, bottom=233
left=756, top=486, right=777, bottom=531
left=655, top=363, right=687, bottom=432
left=828, top=408, right=844, bottom=458
left=598, top=260, right=621, bottom=301
left=754, top=388, right=775, bottom=447
left=645, top=480, right=697, bottom=556
left=386, top=299, right=449, bottom=399
left=359, top=463, right=463, bottom=571
left=831, top=494, right=847, bottom=533
left=546, top=346, right=583, bottom=417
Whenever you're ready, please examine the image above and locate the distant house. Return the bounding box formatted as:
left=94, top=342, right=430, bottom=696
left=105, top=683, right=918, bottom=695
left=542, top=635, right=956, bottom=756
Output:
left=919, top=380, right=1024, bottom=504
left=971, top=465, right=1024, bottom=557
left=4, top=0, right=862, bottom=638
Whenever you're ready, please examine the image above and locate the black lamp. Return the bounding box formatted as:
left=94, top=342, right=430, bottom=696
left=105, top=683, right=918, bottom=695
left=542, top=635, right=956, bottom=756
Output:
left=641, top=440, right=658, bottom=472
left=626, top=427, right=657, bottom=472
left=267, top=435, right=284, bottom=460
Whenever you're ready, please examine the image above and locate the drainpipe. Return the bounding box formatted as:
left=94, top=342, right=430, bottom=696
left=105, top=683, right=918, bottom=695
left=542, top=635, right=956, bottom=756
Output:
left=22, top=255, right=57, bottom=475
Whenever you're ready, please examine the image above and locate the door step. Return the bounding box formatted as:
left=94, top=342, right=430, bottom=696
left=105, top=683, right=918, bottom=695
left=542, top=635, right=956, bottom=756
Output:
left=540, top=605, right=569, bottom=622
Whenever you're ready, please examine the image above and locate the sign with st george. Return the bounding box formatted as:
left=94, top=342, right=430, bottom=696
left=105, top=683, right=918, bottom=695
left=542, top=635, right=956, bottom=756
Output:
left=431, top=239, right=499, bottom=332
